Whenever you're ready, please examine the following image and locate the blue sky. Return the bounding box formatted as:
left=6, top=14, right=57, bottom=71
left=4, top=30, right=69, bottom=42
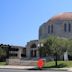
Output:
left=0, top=0, right=72, bottom=46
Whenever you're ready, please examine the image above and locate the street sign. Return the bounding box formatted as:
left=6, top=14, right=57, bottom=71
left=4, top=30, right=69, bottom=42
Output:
left=37, top=58, right=44, bottom=69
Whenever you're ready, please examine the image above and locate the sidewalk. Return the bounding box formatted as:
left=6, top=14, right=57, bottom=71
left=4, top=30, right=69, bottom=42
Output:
left=0, top=65, right=72, bottom=71
left=47, top=68, right=72, bottom=71
left=0, top=65, right=36, bottom=69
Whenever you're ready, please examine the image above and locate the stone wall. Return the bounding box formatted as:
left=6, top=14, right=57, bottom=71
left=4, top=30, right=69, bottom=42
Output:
left=6, top=59, right=37, bottom=66
left=39, top=20, right=72, bottom=39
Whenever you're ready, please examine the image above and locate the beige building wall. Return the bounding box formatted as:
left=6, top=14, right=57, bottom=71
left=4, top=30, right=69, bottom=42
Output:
left=26, top=40, right=39, bottom=59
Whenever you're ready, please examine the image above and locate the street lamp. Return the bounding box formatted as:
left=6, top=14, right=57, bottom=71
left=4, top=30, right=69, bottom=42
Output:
left=37, top=43, right=44, bottom=58
left=37, top=43, right=44, bottom=48
left=37, top=43, right=46, bottom=65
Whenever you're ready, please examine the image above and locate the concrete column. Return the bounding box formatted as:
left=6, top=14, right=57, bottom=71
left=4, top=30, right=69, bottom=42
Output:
left=18, top=48, right=22, bottom=59
left=37, top=49, right=39, bottom=59
left=64, top=51, right=68, bottom=61
left=26, top=47, right=31, bottom=59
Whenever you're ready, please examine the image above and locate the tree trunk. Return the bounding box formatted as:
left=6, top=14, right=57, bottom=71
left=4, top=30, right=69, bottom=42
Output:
left=55, top=52, right=57, bottom=67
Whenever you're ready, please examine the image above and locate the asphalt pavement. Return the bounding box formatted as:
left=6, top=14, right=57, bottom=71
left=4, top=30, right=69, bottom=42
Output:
left=0, top=65, right=72, bottom=72
left=0, top=69, right=70, bottom=72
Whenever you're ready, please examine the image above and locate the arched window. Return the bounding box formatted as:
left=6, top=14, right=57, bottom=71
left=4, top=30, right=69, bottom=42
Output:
left=68, top=23, right=71, bottom=32
left=64, top=23, right=67, bottom=32
left=51, top=24, right=53, bottom=33
left=30, top=44, right=37, bottom=48
left=48, top=25, right=50, bottom=33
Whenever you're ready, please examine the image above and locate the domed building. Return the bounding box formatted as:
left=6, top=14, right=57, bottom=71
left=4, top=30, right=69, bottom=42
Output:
left=26, top=12, right=72, bottom=60
left=39, top=12, right=72, bottom=39
left=26, top=12, right=72, bottom=58
left=7, top=12, right=72, bottom=65
left=25, top=12, right=72, bottom=60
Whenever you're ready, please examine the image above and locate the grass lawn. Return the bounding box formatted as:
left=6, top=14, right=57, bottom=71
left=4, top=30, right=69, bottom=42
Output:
left=28, top=61, right=72, bottom=70
left=44, top=61, right=72, bottom=68
left=0, top=62, right=6, bottom=65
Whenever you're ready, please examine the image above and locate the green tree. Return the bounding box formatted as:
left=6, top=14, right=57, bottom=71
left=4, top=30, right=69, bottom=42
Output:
left=0, top=44, right=7, bottom=60
left=46, top=36, right=64, bottom=66
left=67, top=39, right=72, bottom=58
left=40, top=36, right=69, bottom=67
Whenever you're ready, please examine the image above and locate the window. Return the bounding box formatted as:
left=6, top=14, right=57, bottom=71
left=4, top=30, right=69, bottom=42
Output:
left=48, top=25, right=50, bottom=33
left=21, top=48, right=26, bottom=57
left=21, top=54, right=26, bottom=57
left=30, top=44, right=36, bottom=48
left=9, top=48, right=19, bottom=51
left=68, top=23, right=71, bottom=32
left=51, top=24, right=53, bottom=33
left=64, top=23, right=67, bottom=32
left=9, top=53, right=17, bottom=57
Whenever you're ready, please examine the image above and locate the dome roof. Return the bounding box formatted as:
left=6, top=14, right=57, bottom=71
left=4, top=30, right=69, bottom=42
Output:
left=51, top=12, right=72, bottom=20
left=47, top=12, right=72, bottom=24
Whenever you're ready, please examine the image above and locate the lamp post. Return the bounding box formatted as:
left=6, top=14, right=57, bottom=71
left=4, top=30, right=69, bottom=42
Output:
left=37, top=43, right=44, bottom=58
left=37, top=43, right=46, bottom=69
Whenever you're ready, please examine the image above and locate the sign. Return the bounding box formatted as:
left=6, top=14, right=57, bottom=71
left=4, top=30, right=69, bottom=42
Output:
left=37, top=58, right=44, bottom=69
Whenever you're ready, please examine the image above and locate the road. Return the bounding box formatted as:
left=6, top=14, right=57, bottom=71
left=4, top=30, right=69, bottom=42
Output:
left=0, top=69, right=70, bottom=72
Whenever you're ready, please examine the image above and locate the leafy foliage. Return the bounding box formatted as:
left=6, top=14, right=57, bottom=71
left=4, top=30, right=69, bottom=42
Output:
left=39, top=36, right=72, bottom=66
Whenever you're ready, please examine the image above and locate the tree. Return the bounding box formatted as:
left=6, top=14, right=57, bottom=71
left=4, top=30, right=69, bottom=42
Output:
left=0, top=44, right=10, bottom=61
left=0, top=44, right=7, bottom=61
left=39, top=36, right=54, bottom=57
left=40, top=36, right=68, bottom=67
left=39, top=46, right=46, bottom=57
left=0, top=44, right=7, bottom=56
left=46, top=36, right=64, bottom=66
left=67, top=39, right=72, bottom=59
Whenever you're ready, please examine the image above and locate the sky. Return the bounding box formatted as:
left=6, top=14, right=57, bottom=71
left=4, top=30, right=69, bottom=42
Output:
left=0, top=0, right=72, bottom=46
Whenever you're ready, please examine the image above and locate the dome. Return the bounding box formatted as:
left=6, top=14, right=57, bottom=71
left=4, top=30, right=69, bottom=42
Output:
left=39, top=12, right=72, bottom=39
left=47, top=12, right=72, bottom=24
left=51, top=12, right=72, bottom=20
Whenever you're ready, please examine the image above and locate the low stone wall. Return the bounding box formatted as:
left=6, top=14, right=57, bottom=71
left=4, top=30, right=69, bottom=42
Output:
left=6, top=59, right=20, bottom=65
left=6, top=59, right=37, bottom=66
left=20, top=60, right=37, bottom=66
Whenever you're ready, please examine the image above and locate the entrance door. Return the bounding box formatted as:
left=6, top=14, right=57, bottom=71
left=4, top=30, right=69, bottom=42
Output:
left=30, top=50, right=37, bottom=58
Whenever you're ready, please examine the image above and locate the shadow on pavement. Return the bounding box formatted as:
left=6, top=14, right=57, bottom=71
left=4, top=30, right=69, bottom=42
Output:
left=27, top=63, right=67, bottom=71
left=44, top=63, right=67, bottom=68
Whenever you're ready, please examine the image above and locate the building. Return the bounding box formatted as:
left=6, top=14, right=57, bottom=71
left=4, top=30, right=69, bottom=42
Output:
left=39, top=12, right=72, bottom=39
left=8, top=45, right=26, bottom=59
left=26, top=12, right=72, bottom=59
left=7, top=12, right=72, bottom=65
